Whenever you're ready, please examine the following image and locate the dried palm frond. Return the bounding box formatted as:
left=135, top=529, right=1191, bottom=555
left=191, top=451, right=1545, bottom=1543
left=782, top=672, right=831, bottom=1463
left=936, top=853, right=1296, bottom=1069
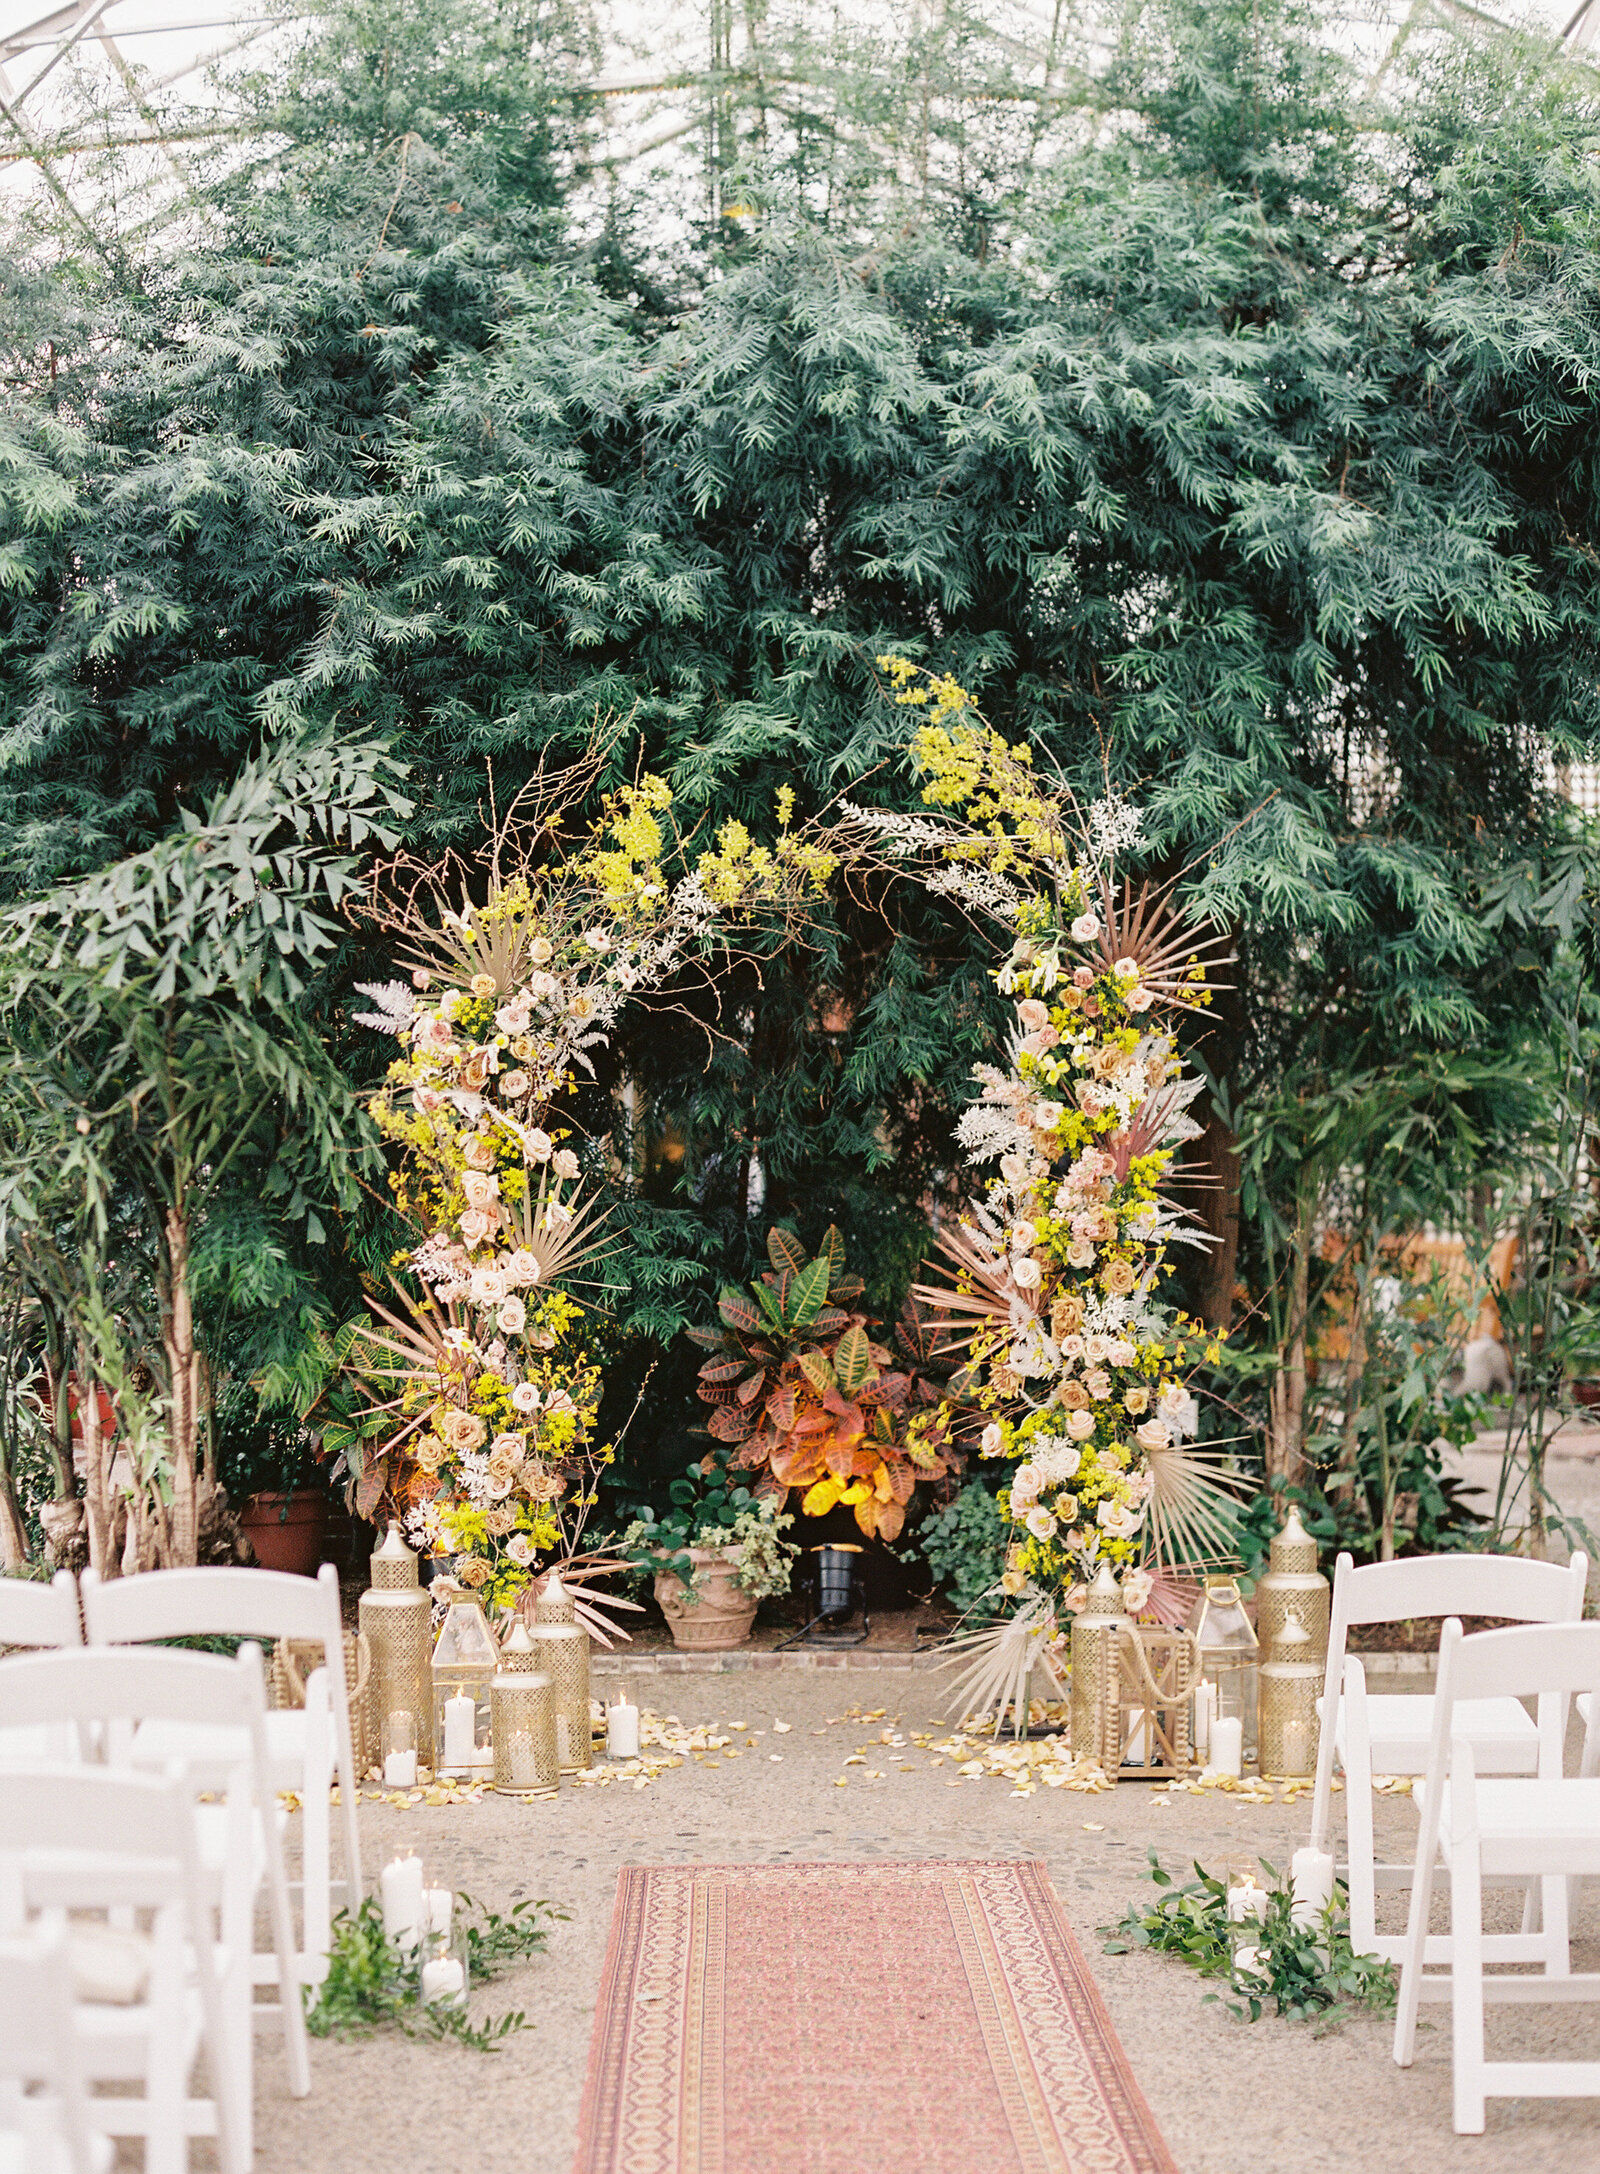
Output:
left=1089, top=871, right=1235, bottom=1016
left=911, top=1211, right=1043, bottom=1361
left=519, top=1552, right=643, bottom=1650
left=1144, top=1439, right=1252, bottom=1570
left=505, top=1171, right=623, bottom=1299
left=940, top=1588, right=1066, bottom=1739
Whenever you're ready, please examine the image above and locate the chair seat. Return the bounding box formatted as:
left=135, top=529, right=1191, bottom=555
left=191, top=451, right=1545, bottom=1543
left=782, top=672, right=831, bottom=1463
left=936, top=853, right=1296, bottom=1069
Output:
left=1338, top=1694, right=1538, bottom=1777
left=127, top=1710, right=312, bottom=1790
left=0, top=1722, right=82, bottom=1767
left=1438, top=1778, right=1600, bottom=1866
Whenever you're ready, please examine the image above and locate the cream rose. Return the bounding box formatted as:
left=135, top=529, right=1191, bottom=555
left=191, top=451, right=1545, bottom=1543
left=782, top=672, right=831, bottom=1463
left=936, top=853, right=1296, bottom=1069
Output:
left=510, top=1381, right=542, bottom=1415
left=461, top=1169, right=500, bottom=1212
left=1097, top=1499, right=1143, bottom=1539
left=497, top=1297, right=527, bottom=1335
left=1134, top=1418, right=1173, bottom=1452
left=459, top=1209, right=491, bottom=1246
left=1065, top=1408, right=1096, bottom=1442
left=527, top=1129, right=553, bottom=1163
left=1123, top=1386, right=1151, bottom=1416
left=470, top=1265, right=508, bottom=1304
left=500, top=1069, right=531, bottom=1099
left=552, top=1148, right=581, bottom=1182
left=1011, top=1255, right=1042, bottom=1290
left=490, top=1430, right=525, bottom=1463
left=506, top=1533, right=534, bottom=1566
left=1070, top=913, right=1101, bottom=942
left=1103, top=1258, right=1137, bottom=1296
left=471, top=973, right=496, bottom=1000
left=1025, top=1506, right=1057, bottom=1540
left=529, top=936, right=555, bottom=965
left=1017, top=998, right=1050, bottom=1033
left=462, top=1136, right=496, bottom=1172
left=980, top=1422, right=1005, bottom=1457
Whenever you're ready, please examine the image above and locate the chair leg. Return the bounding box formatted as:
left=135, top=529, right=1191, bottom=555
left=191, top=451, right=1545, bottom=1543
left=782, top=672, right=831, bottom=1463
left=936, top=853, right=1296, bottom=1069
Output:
left=1344, top=1746, right=1380, bottom=1959
left=1540, top=1871, right=1571, bottom=1978
left=1451, top=1848, right=1487, bottom=2135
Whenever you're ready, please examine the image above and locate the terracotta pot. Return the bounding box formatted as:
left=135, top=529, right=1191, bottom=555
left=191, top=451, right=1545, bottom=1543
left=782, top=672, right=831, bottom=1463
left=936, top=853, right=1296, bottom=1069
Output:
left=654, top=1546, right=758, bottom=1651
left=1572, top=1380, right=1600, bottom=1411
left=239, top=1489, right=328, bottom=1577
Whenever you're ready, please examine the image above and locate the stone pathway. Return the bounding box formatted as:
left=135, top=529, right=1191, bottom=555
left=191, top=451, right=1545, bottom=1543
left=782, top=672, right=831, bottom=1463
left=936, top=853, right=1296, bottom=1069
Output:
left=254, top=1670, right=1600, bottom=2174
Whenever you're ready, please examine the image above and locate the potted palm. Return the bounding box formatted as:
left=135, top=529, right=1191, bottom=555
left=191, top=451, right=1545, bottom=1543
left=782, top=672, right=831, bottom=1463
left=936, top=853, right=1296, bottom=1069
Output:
left=622, top=1456, right=798, bottom=1651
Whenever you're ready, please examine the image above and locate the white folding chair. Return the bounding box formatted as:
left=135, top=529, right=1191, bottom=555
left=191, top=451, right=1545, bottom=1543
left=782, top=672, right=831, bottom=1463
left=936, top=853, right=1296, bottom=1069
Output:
left=80, top=1563, right=362, bottom=1978
left=0, top=1766, right=246, bottom=2174
left=0, top=1923, right=112, bottom=2174
left=0, top=1644, right=312, bottom=2146
left=1393, top=1619, right=1600, bottom=2132
left=0, top=1574, right=84, bottom=1769
left=1308, top=1549, right=1589, bottom=1961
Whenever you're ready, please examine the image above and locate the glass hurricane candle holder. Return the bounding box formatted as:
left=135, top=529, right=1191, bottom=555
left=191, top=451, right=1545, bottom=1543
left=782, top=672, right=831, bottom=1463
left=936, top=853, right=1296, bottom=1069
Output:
left=381, top=1708, right=419, bottom=1789
left=418, top=1932, right=469, bottom=2012
left=432, top=1592, right=500, bottom=1775
left=1191, top=1578, right=1260, bottom=1763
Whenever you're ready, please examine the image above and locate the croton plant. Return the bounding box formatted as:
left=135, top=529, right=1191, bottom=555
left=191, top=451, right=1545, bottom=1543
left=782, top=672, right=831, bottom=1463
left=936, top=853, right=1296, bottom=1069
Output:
left=689, top=1226, right=957, bottom=1542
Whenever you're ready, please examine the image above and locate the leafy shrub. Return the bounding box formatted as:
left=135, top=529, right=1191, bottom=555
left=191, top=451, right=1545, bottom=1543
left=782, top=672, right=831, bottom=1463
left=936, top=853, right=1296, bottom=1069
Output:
left=912, top=1481, right=1009, bottom=1622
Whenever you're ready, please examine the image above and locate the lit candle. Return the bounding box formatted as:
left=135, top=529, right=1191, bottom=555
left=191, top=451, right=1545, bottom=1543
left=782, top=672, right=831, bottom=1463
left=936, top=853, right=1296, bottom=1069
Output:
left=420, top=1954, right=465, bottom=2007
left=1193, top=1679, right=1215, bottom=1760
left=423, top=1888, right=452, bottom=1939
left=1208, top=1714, right=1243, bottom=1778
left=607, top=1695, right=640, bottom=1761
left=443, top=1691, right=476, bottom=1769
left=1227, top=1877, right=1269, bottom=1924
left=384, top=1748, right=418, bottom=1788
left=379, top=1854, right=424, bottom=1948
left=1290, top=1847, right=1335, bottom=1930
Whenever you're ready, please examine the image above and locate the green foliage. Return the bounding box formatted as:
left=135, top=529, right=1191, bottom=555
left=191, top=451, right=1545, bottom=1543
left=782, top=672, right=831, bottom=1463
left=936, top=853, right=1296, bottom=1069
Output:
left=620, top=1448, right=799, bottom=1601
left=908, top=1481, right=1010, bottom=1623
left=1103, top=1852, right=1397, bottom=2027
left=308, top=1893, right=558, bottom=2050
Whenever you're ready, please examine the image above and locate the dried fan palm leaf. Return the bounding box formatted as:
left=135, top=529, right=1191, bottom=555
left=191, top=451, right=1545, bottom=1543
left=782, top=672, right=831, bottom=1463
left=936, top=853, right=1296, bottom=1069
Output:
left=1143, top=1439, right=1251, bottom=1570
left=940, top=1589, right=1066, bottom=1739
left=1089, top=871, right=1235, bottom=1016
left=911, top=1213, right=1043, bottom=1360
left=521, top=1553, right=643, bottom=1649
left=505, top=1171, right=623, bottom=1297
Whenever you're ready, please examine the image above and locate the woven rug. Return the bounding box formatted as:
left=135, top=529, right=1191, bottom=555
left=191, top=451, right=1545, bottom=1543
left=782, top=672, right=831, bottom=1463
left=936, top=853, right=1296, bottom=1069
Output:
left=573, top=1859, right=1176, bottom=2174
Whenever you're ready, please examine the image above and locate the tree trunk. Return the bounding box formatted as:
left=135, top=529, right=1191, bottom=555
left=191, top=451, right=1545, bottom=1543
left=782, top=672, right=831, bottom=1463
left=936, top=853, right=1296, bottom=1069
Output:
left=162, top=1207, right=201, bottom=1566
left=1194, top=1100, right=1242, bottom=1331
left=0, top=1470, right=27, bottom=1570
left=78, top=1347, right=119, bottom=1580
left=1266, top=1200, right=1312, bottom=1491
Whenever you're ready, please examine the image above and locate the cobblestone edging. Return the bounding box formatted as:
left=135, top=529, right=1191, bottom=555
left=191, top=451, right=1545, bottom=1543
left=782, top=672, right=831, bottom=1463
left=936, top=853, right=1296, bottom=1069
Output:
left=590, top=1644, right=1439, bottom=1678
left=591, top=1646, right=952, bottom=1673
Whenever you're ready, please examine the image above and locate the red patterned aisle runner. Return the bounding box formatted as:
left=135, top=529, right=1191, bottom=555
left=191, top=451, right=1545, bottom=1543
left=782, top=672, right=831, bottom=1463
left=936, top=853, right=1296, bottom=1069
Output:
left=573, top=1859, right=1177, bottom=2174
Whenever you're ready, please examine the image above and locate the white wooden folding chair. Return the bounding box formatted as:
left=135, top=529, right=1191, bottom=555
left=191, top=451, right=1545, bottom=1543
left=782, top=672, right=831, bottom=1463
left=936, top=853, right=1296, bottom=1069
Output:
left=80, top=1563, right=362, bottom=1979
left=0, top=1766, right=246, bottom=2174
left=1307, top=1549, right=1589, bottom=1961
left=0, top=1644, right=312, bottom=2150
left=0, top=1574, right=83, bottom=1769
left=0, top=1923, right=112, bottom=2174
left=1393, top=1619, right=1600, bottom=2132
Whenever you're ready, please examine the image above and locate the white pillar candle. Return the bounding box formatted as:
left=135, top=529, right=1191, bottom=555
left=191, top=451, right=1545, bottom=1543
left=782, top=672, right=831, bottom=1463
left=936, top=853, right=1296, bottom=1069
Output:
left=443, top=1691, right=476, bottom=1769
left=423, top=1888, right=453, bottom=1939
left=1227, top=1878, right=1269, bottom=1924
left=1193, top=1679, right=1215, bottom=1760
left=1290, top=1847, right=1335, bottom=1929
left=1208, top=1714, right=1243, bottom=1778
left=607, top=1698, right=640, bottom=1760
left=379, top=1854, right=424, bottom=1947
left=419, top=1954, right=466, bottom=2007
left=383, top=1749, right=418, bottom=1788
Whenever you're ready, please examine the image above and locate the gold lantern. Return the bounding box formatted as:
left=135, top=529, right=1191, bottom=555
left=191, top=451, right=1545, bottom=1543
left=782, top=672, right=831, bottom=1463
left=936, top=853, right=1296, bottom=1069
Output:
left=359, top=1525, right=433, bottom=1780
left=490, top=1670, right=560, bottom=1798
left=526, top=1571, right=592, bottom=1773
left=1257, top=1609, right=1322, bottom=1780
left=1105, top=1626, right=1200, bottom=1778
left=431, top=1592, right=500, bottom=1776
left=499, top=1620, right=540, bottom=1671
left=1069, top=1563, right=1128, bottom=1767
left=1254, top=1506, right=1329, bottom=1663
left=1192, top=1577, right=1260, bottom=1761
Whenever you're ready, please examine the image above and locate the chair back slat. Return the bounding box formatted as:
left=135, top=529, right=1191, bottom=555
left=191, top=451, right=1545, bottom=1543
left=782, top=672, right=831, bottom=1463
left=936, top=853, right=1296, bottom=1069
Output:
left=1438, top=1619, right=1600, bottom=1707
left=0, top=1644, right=264, bottom=1732
left=0, top=1570, right=83, bottom=1649
left=1332, top=1552, right=1586, bottom=1630
left=81, top=1562, right=339, bottom=1645
left=0, top=1766, right=194, bottom=1871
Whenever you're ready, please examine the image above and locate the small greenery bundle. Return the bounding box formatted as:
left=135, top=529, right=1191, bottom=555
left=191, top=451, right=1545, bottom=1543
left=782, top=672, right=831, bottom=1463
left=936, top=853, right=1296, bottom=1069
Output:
left=622, top=1450, right=798, bottom=1601
left=1102, top=1852, right=1396, bottom=2027
left=308, top=1893, right=559, bottom=2051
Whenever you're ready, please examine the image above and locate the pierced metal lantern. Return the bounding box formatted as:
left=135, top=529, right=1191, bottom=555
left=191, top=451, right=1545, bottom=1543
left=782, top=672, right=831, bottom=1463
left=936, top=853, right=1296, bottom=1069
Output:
left=359, top=1525, right=432, bottom=1779
left=1258, top=1609, right=1322, bottom=1780
left=490, top=1669, right=560, bottom=1798
left=1192, top=1577, right=1260, bottom=1762
left=431, top=1592, right=500, bottom=1776
left=527, top=1572, right=592, bottom=1773
left=1069, top=1563, right=1129, bottom=1767
left=1254, top=1506, right=1330, bottom=1664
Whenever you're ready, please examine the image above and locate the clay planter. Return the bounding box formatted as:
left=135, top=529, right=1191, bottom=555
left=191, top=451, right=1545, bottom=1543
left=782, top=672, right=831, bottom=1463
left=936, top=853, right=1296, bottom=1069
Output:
left=654, top=1546, right=758, bottom=1651
left=238, top=1488, right=328, bottom=1577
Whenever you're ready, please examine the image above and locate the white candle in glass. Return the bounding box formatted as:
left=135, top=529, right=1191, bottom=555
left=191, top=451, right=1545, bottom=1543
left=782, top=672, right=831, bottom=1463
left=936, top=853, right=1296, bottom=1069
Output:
left=423, top=1888, right=452, bottom=1939
left=443, top=1691, right=476, bottom=1768
left=1227, top=1877, right=1269, bottom=1924
left=384, top=1748, right=418, bottom=1788
left=380, top=1854, right=424, bottom=1947
left=420, top=1954, right=465, bottom=2006
left=1193, top=1679, right=1215, bottom=1760
left=1208, top=1714, right=1243, bottom=1777
left=607, top=1696, right=640, bottom=1760
left=1290, top=1847, right=1335, bottom=1929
